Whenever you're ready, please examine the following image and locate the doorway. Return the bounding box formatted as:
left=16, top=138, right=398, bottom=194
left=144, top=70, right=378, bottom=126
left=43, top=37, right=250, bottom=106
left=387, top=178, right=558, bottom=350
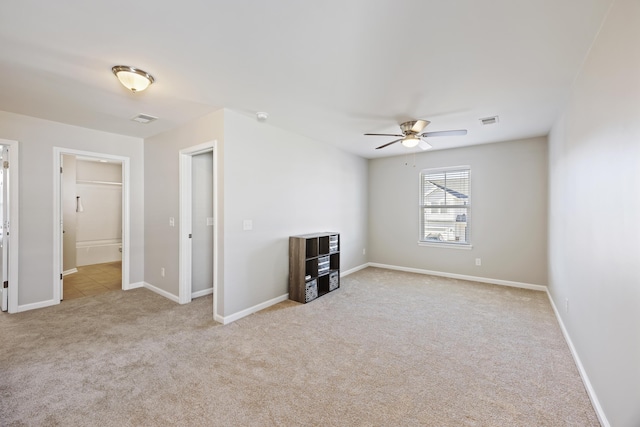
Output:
left=53, top=148, right=131, bottom=304
left=178, top=141, right=218, bottom=319
left=61, top=155, right=123, bottom=300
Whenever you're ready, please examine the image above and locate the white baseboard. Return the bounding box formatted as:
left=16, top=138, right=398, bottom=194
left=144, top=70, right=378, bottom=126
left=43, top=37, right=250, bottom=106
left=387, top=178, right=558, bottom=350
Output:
left=367, top=263, right=547, bottom=292
left=141, top=282, right=179, bottom=303
left=125, top=281, right=144, bottom=290
left=16, top=281, right=142, bottom=312
left=192, top=287, right=213, bottom=299
left=219, top=293, right=289, bottom=325
left=17, top=298, right=58, bottom=312
left=546, top=292, right=610, bottom=427
left=63, top=268, right=78, bottom=276
left=341, top=263, right=369, bottom=277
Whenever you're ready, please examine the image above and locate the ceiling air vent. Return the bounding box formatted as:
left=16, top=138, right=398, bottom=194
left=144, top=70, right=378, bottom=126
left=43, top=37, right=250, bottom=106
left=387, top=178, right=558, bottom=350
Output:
left=480, top=116, right=499, bottom=126
left=131, top=113, right=158, bottom=124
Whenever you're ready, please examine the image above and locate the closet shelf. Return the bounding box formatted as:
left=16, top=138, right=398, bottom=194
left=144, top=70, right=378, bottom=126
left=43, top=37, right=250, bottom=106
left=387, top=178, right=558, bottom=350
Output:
left=76, top=180, right=122, bottom=186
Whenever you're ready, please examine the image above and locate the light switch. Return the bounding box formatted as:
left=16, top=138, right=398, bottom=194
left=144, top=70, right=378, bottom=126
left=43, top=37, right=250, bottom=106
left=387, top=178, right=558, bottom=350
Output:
left=206, top=217, right=214, bottom=226
left=169, top=217, right=175, bottom=227
left=243, top=219, right=253, bottom=231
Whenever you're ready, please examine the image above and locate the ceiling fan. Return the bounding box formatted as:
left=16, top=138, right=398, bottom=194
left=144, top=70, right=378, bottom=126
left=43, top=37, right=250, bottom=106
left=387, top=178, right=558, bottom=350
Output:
left=365, top=120, right=467, bottom=150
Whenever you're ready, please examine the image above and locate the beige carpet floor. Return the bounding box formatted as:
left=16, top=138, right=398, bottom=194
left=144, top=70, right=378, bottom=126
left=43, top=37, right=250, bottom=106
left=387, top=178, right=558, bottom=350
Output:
left=0, top=267, right=598, bottom=426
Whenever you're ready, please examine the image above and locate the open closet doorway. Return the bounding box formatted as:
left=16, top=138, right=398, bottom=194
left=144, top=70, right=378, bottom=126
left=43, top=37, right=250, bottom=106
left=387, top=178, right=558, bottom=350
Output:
left=178, top=141, right=218, bottom=319
left=53, top=148, right=131, bottom=304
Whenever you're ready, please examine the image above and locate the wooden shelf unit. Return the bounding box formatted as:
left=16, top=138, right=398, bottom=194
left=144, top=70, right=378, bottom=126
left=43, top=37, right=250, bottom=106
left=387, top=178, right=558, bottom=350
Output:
left=289, top=232, right=340, bottom=303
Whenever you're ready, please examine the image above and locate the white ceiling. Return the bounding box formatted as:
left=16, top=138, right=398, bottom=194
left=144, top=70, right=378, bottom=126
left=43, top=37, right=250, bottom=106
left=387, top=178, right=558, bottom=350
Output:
left=0, top=0, right=612, bottom=159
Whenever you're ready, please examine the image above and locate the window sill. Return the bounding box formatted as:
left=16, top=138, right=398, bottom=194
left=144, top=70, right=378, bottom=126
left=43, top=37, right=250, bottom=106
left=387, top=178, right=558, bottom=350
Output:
left=417, top=241, right=473, bottom=250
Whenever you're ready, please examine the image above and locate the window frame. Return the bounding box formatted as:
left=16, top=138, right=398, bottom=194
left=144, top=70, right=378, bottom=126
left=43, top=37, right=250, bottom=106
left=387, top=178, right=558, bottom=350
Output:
left=418, top=165, right=472, bottom=249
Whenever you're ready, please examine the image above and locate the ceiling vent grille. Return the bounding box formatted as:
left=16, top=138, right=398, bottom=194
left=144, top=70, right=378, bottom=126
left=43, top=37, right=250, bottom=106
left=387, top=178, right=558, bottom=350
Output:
left=480, top=116, right=499, bottom=125
left=131, top=113, right=158, bottom=124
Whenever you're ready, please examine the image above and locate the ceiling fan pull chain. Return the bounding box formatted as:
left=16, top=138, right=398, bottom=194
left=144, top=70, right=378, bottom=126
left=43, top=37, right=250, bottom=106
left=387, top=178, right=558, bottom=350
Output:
left=403, top=152, right=416, bottom=167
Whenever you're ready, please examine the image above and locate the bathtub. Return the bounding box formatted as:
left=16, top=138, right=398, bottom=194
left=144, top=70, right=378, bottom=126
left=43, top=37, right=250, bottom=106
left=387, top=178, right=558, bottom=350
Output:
left=76, top=239, right=122, bottom=266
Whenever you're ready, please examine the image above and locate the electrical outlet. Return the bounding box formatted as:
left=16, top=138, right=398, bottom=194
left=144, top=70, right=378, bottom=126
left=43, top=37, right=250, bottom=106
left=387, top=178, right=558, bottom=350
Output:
left=169, top=217, right=175, bottom=227
left=565, top=298, right=569, bottom=313
left=363, top=248, right=366, bottom=255
left=243, top=219, right=253, bottom=231
left=475, top=258, right=481, bottom=266
left=161, top=268, right=165, bottom=277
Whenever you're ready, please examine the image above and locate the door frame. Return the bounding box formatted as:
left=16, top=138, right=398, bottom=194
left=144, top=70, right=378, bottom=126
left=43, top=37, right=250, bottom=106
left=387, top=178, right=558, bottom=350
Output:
left=0, top=139, right=19, bottom=313
left=53, top=148, right=131, bottom=303
left=178, top=140, right=219, bottom=320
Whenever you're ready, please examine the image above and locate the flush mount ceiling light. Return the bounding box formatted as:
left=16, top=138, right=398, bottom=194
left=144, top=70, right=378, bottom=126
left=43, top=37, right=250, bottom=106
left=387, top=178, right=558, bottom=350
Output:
left=112, top=65, right=155, bottom=93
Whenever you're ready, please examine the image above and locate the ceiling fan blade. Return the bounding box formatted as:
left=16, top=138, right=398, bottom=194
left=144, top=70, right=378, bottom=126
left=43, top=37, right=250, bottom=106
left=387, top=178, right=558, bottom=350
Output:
left=418, top=140, right=432, bottom=151
left=375, top=139, right=403, bottom=149
left=410, top=119, right=430, bottom=133
left=421, top=129, right=467, bottom=138
left=364, top=133, right=404, bottom=137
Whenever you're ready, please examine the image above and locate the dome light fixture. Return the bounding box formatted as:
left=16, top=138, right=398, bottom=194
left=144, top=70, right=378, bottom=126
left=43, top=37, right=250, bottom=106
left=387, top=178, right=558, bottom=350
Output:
left=400, top=135, right=421, bottom=148
left=112, top=65, right=155, bottom=93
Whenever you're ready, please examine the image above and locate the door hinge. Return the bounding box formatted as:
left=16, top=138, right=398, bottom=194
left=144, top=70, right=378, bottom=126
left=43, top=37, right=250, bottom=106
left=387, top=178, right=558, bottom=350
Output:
left=188, top=233, right=192, bottom=238
left=60, top=166, right=63, bottom=173
left=3, top=281, right=7, bottom=289
left=3, top=161, right=8, bottom=169
left=60, top=274, right=63, bottom=280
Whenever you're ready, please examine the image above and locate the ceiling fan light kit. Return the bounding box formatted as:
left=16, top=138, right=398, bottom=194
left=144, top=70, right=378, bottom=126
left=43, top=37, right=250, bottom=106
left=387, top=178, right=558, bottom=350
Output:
left=401, top=135, right=420, bottom=148
left=112, top=65, right=155, bottom=93
left=364, top=119, right=468, bottom=151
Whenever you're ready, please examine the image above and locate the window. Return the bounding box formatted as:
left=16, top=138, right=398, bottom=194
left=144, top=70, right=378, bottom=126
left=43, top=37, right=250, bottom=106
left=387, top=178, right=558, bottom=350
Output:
left=420, top=167, right=470, bottom=246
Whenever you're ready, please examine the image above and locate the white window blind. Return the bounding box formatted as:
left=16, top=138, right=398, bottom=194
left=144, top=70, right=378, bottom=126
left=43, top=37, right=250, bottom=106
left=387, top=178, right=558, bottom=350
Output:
left=420, top=167, right=470, bottom=245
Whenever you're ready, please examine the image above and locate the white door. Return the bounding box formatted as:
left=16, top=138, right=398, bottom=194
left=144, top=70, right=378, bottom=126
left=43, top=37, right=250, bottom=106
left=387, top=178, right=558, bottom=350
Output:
left=191, top=152, right=214, bottom=296
left=1, top=146, right=9, bottom=311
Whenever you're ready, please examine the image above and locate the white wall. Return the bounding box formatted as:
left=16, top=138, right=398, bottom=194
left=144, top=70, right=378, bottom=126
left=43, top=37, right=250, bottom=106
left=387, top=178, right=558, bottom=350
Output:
left=75, top=186, right=121, bottom=246
left=76, top=160, right=122, bottom=182
left=548, top=0, right=640, bottom=425
left=0, top=111, right=144, bottom=308
left=222, top=110, right=368, bottom=315
left=369, top=137, right=548, bottom=286
left=76, top=161, right=122, bottom=245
